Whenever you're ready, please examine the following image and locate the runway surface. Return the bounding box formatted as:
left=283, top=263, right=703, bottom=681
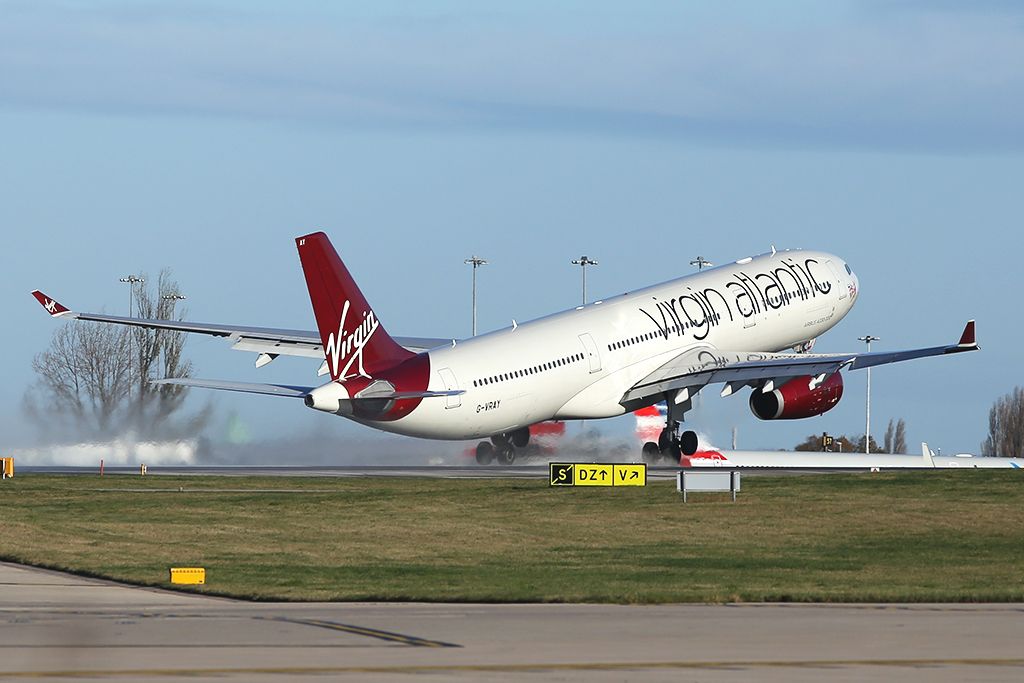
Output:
left=3, top=562, right=1023, bottom=682
left=20, top=464, right=863, bottom=479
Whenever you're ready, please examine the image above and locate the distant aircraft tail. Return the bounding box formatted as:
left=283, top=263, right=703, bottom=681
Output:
left=296, top=232, right=414, bottom=381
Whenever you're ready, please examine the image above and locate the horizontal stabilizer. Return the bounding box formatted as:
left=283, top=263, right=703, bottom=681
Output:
left=152, top=378, right=313, bottom=398
left=384, top=389, right=465, bottom=400
left=153, top=378, right=463, bottom=402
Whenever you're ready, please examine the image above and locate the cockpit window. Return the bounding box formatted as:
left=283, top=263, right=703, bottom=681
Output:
left=845, top=263, right=852, bottom=275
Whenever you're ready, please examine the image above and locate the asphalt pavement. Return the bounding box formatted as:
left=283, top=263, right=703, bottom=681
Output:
left=2, top=562, right=1022, bottom=682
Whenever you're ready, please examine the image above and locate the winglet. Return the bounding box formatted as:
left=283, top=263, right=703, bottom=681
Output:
left=957, top=320, right=976, bottom=348
left=31, top=291, right=72, bottom=317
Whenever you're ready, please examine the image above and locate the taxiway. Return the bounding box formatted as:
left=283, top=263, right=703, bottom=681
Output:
left=2, top=562, right=1022, bottom=682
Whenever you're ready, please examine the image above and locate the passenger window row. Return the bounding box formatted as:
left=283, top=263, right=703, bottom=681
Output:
left=606, top=313, right=724, bottom=352
left=473, top=353, right=585, bottom=388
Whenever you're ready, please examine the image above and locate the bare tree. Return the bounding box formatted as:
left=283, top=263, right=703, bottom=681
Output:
left=884, top=419, right=895, bottom=454
left=854, top=434, right=880, bottom=454
left=893, top=418, right=907, bottom=454
left=130, top=270, right=197, bottom=431
left=25, top=270, right=208, bottom=440
left=982, top=387, right=1024, bottom=458
left=26, top=321, right=132, bottom=438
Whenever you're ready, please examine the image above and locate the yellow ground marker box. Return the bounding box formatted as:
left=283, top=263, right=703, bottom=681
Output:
left=169, top=567, right=206, bottom=585
left=549, top=463, right=647, bottom=487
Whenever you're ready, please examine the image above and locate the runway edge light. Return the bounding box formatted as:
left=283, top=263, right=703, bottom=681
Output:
left=170, top=567, right=206, bottom=585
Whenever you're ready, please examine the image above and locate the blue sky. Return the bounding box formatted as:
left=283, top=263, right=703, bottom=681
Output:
left=3, top=1, right=1022, bottom=458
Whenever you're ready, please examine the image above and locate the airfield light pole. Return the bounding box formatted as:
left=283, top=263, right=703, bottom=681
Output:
left=464, top=256, right=488, bottom=336
left=690, top=256, right=713, bottom=271
left=160, top=294, right=186, bottom=375
left=119, top=275, right=145, bottom=400
left=571, top=256, right=598, bottom=305
left=858, top=334, right=881, bottom=454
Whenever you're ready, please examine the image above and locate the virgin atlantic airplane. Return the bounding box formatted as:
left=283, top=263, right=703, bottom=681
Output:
left=32, top=232, right=977, bottom=465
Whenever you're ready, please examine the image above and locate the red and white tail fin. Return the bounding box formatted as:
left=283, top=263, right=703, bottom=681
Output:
left=296, top=232, right=414, bottom=381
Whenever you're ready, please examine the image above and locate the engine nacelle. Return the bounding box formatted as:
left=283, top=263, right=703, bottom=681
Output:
left=749, top=373, right=843, bottom=420
left=304, top=381, right=352, bottom=415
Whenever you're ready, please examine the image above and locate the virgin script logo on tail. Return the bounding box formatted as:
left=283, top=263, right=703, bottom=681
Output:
left=44, top=299, right=58, bottom=314
left=324, top=300, right=380, bottom=379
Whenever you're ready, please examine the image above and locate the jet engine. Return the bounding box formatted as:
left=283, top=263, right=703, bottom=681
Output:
left=749, top=373, right=843, bottom=420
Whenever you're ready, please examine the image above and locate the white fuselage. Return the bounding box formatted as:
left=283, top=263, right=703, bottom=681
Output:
left=369, top=249, right=858, bottom=440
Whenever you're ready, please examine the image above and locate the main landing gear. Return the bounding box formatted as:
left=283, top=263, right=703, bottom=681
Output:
left=642, top=427, right=698, bottom=465
left=475, top=427, right=531, bottom=466
left=641, top=392, right=699, bottom=464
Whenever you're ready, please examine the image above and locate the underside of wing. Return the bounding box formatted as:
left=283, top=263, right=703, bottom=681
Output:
left=623, top=320, right=977, bottom=406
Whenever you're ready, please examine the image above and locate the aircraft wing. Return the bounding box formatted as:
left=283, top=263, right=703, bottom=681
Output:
left=30, top=291, right=450, bottom=362
left=622, top=321, right=977, bottom=404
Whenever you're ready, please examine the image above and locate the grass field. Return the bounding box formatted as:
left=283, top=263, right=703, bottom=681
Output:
left=2, top=472, right=1023, bottom=603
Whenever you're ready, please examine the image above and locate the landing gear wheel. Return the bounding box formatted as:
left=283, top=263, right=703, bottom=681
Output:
left=658, top=428, right=673, bottom=453
left=642, top=442, right=661, bottom=464
left=475, top=441, right=495, bottom=465
left=680, top=430, right=699, bottom=456
left=665, top=441, right=682, bottom=464
left=510, top=427, right=530, bottom=449
left=497, top=445, right=516, bottom=465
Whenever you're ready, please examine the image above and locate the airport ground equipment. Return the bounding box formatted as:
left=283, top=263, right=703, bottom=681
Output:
left=169, top=567, right=205, bottom=585
left=677, top=470, right=740, bottom=502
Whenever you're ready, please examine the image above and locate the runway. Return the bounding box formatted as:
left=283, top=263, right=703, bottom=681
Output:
left=20, top=464, right=572, bottom=478
left=18, top=464, right=887, bottom=479
left=3, top=562, right=1022, bottom=682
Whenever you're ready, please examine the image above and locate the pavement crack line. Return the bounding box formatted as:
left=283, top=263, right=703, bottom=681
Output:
left=254, top=615, right=462, bottom=648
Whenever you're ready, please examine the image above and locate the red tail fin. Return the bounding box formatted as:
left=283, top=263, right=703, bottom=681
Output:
left=296, top=232, right=413, bottom=381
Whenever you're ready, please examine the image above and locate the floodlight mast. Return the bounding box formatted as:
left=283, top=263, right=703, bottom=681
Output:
left=571, top=256, right=598, bottom=305
left=464, top=256, right=488, bottom=336
left=160, top=293, right=187, bottom=371
left=689, top=256, right=713, bottom=271
left=858, top=334, right=881, bottom=454
left=119, top=275, right=145, bottom=400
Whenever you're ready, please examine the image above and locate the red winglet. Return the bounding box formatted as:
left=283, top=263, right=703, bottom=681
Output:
left=958, top=320, right=976, bottom=347
left=31, top=290, right=71, bottom=317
